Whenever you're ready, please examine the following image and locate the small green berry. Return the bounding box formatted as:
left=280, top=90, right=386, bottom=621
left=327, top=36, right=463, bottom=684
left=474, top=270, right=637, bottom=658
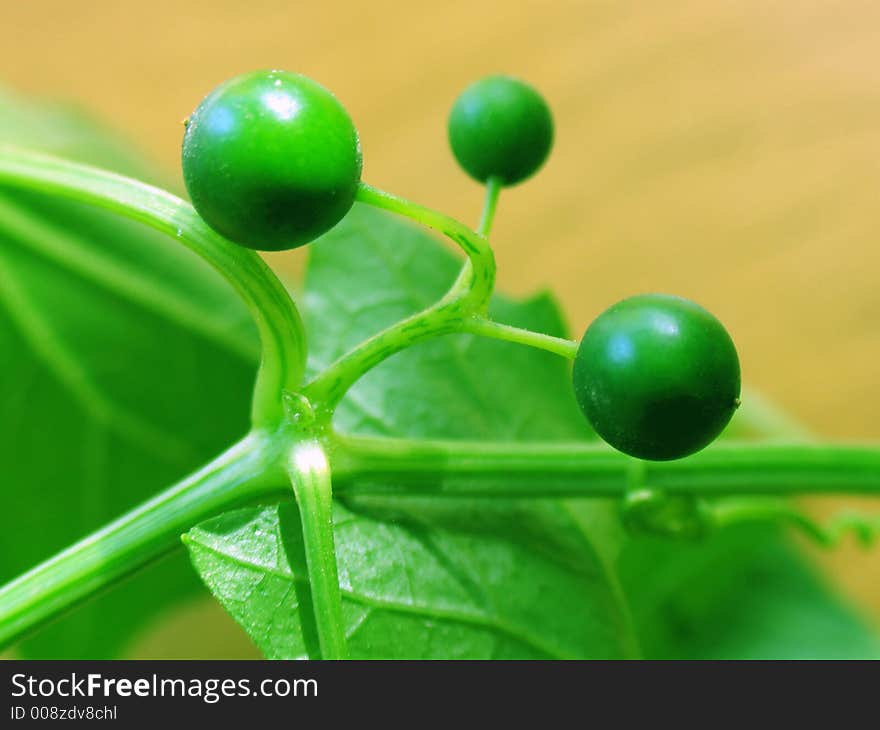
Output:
left=182, top=70, right=362, bottom=251
left=447, top=75, right=553, bottom=186
left=572, top=294, right=741, bottom=461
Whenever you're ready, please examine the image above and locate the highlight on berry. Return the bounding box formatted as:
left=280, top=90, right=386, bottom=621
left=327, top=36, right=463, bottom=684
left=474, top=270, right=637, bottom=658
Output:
left=182, top=70, right=362, bottom=251
left=572, top=294, right=741, bottom=461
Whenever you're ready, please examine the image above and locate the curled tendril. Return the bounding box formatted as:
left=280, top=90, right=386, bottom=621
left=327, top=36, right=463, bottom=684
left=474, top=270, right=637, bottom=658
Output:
left=620, top=489, right=880, bottom=548
left=818, top=512, right=880, bottom=547
left=712, top=499, right=880, bottom=549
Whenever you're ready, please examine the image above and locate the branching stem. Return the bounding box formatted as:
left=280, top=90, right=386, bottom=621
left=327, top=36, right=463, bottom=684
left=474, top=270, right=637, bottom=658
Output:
left=302, top=182, right=497, bottom=414
left=1, top=146, right=878, bottom=658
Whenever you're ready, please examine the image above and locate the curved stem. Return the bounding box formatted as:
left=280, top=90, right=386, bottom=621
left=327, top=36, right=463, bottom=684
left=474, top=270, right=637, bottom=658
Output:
left=355, top=182, right=495, bottom=308
left=449, top=175, right=502, bottom=298
left=711, top=499, right=880, bottom=547
left=303, top=183, right=498, bottom=413
left=330, top=436, right=880, bottom=499
left=287, top=441, right=347, bottom=659
left=477, top=176, right=503, bottom=237
left=0, top=146, right=306, bottom=426
left=462, top=317, right=578, bottom=359
left=301, top=302, right=470, bottom=414
left=0, top=432, right=288, bottom=650
left=301, top=307, right=579, bottom=416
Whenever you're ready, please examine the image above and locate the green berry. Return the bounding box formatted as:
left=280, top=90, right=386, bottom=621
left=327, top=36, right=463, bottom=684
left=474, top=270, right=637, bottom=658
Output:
left=182, top=70, right=362, bottom=251
left=572, top=294, right=741, bottom=461
left=447, top=75, right=553, bottom=186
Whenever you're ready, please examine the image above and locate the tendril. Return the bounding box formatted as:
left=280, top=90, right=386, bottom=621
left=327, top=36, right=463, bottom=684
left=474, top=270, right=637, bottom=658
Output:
left=620, top=489, right=880, bottom=548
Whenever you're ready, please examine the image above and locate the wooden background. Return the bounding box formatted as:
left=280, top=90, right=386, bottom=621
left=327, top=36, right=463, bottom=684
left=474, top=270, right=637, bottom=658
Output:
left=3, top=0, right=879, bottom=656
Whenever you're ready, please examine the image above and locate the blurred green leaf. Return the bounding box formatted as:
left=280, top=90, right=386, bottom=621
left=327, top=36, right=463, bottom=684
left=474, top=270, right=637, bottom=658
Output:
left=0, top=88, right=258, bottom=657
left=619, top=525, right=880, bottom=658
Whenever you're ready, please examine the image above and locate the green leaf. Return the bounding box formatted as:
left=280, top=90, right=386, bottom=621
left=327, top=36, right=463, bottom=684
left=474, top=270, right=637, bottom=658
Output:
left=187, top=203, right=637, bottom=659
left=619, top=524, right=880, bottom=659
left=187, top=500, right=629, bottom=659
left=0, top=88, right=258, bottom=657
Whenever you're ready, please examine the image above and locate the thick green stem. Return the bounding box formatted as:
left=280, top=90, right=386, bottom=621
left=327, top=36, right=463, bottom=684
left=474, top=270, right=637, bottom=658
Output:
left=0, top=146, right=306, bottom=426
left=288, top=441, right=347, bottom=659
left=4, top=430, right=879, bottom=647
left=330, top=436, right=880, bottom=498
left=0, top=432, right=288, bottom=649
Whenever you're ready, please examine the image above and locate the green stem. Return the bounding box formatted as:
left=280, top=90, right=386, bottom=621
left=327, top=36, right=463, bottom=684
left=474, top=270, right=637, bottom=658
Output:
left=287, top=441, right=347, bottom=659
left=462, top=317, right=578, bottom=359
left=5, top=431, right=879, bottom=647
left=477, top=176, right=503, bottom=237
left=302, top=303, right=466, bottom=414
left=301, top=308, right=576, bottom=414
left=330, top=436, right=880, bottom=498
left=710, top=499, right=827, bottom=541
left=710, top=499, right=880, bottom=547
left=0, top=432, right=288, bottom=649
left=355, top=182, right=495, bottom=307
left=303, top=183, right=498, bottom=413
left=0, top=146, right=306, bottom=427
left=449, top=176, right=503, bottom=295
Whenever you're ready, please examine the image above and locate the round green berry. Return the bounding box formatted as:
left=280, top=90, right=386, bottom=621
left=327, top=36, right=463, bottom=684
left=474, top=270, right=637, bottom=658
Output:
left=572, top=294, right=741, bottom=461
left=182, top=70, right=362, bottom=251
left=447, top=75, right=553, bottom=186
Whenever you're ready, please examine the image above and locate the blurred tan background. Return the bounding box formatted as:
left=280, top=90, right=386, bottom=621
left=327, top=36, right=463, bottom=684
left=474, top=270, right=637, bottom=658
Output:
left=3, top=0, right=880, bottom=655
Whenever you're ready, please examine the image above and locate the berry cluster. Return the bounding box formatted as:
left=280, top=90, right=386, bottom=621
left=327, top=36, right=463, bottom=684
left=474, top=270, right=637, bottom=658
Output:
left=181, top=70, right=741, bottom=461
